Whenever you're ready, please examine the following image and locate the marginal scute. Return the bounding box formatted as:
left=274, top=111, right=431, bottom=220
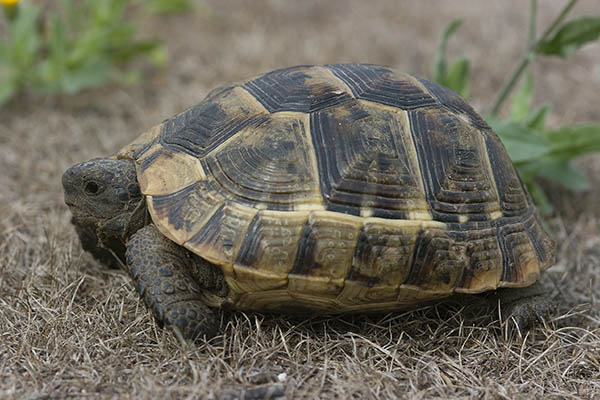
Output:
left=185, top=202, right=257, bottom=265
left=235, top=210, right=308, bottom=275
left=289, top=211, right=362, bottom=296
left=396, top=285, right=453, bottom=305
left=452, top=227, right=502, bottom=293
left=497, top=215, right=541, bottom=287
left=524, top=212, right=556, bottom=271
left=231, top=264, right=288, bottom=293
left=148, top=182, right=226, bottom=245
left=338, top=221, right=421, bottom=304
left=404, top=228, right=468, bottom=292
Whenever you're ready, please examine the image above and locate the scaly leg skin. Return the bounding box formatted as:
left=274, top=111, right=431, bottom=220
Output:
left=125, top=224, right=219, bottom=343
left=496, top=281, right=553, bottom=334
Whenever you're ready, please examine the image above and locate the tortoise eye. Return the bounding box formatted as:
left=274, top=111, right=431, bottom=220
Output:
left=84, top=181, right=103, bottom=196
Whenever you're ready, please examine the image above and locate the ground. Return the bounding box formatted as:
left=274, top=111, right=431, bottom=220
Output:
left=1, top=1, right=599, bottom=398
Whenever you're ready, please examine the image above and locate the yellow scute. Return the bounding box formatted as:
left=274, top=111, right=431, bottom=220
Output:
left=138, top=149, right=206, bottom=196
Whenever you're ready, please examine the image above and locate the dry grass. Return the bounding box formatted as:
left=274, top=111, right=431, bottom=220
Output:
left=1, top=1, right=600, bottom=398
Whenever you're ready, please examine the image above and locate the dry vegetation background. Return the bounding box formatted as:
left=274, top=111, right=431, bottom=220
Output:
left=1, top=0, right=600, bottom=398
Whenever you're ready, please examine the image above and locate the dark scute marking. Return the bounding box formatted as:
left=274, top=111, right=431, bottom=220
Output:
left=353, top=229, right=381, bottom=272
left=151, top=183, right=199, bottom=231
left=450, top=227, right=501, bottom=288
left=204, top=83, right=236, bottom=101
left=524, top=213, right=555, bottom=268
left=235, top=212, right=261, bottom=268
left=405, top=229, right=466, bottom=289
left=289, top=220, right=322, bottom=276
left=139, top=149, right=162, bottom=174
left=325, top=64, right=437, bottom=110
left=346, top=268, right=381, bottom=288
left=187, top=203, right=227, bottom=252
left=133, top=136, right=160, bottom=159
left=418, top=77, right=490, bottom=130
left=310, top=101, right=422, bottom=219
left=483, top=130, right=530, bottom=216
left=159, top=87, right=269, bottom=158
left=408, top=110, right=497, bottom=223
left=150, top=181, right=219, bottom=235
left=497, top=220, right=534, bottom=283
left=204, top=116, right=317, bottom=210
left=348, top=225, right=415, bottom=286
left=243, top=65, right=353, bottom=113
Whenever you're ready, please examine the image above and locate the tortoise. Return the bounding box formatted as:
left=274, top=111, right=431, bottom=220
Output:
left=62, top=64, right=555, bottom=342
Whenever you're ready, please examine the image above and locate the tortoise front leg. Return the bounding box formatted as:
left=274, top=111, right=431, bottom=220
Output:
left=125, top=225, right=218, bottom=342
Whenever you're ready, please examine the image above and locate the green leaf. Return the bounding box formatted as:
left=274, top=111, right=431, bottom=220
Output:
left=37, top=12, right=68, bottom=89
left=106, top=39, right=162, bottom=63
left=444, top=57, right=470, bottom=97
left=144, top=0, right=194, bottom=14
left=60, top=59, right=111, bottom=93
left=148, top=44, right=168, bottom=67
left=535, top=159, right=590, bottom=191
left=434, top=19, right=463, bottom=84
left=525, top=104, right=551, bottom=130
left=0, top=0, right=165, bottom=104
left=487, top=118, right=551, bottom=163
left=509, top=72, right=533, bottom=122
left=538, top=16, right=600, bottom=58
left=544, top=124, right=600, bottom=158
left=0, top=76, right=17, bottom=106
left=7, top=0, right=41, bottom=83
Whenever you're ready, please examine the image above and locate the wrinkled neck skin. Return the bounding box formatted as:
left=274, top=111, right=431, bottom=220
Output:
left=63, top=158, right=149, bottom=268
left=72, top=201, right=149, bottom=268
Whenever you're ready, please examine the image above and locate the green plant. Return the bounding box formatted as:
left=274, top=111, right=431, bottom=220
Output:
left=0, top=0, right=40, bottom=104
left=141, top=0, right=194, bottom=15
left=0, top=0, right=166, bottom=106
left=434, top=0, right=600, bottom=213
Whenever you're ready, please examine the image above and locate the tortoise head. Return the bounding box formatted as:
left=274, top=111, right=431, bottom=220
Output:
left=62, top=158, right=146, bottom=267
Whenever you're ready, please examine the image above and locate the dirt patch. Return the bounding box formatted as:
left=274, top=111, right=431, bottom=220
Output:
left=1, top=1, right=599, bottom=398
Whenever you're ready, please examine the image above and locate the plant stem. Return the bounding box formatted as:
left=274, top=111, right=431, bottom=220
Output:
left=529, top=0, right=537, bottom=45
left=488, top=0, right=578, bottom=117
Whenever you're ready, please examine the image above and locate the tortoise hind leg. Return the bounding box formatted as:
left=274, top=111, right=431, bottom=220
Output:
left=495, top=282, right=553, bottom=333
left=125, top=225, right=218, bottom=342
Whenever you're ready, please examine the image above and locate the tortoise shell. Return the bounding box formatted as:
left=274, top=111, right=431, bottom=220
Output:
left=116, top=64, right=554, bottom=312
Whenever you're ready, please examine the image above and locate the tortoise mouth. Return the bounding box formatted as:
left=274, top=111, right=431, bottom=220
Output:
left=72, top=221, right=125, bottom=269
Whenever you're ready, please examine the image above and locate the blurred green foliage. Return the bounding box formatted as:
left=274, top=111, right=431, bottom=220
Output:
left=0, top=0, right=181, bottom=106
left=434, top=19, right=470, bottom=99
left=434, top=0, right=600, bottom=214
left=143, top=0, right=193, bottom=15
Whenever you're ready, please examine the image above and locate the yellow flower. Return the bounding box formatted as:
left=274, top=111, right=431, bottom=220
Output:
left=1, top=0, right=21, bottom=6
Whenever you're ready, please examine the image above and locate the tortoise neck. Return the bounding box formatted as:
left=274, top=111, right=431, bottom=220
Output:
left=94, top=198, right=150, bottom=266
